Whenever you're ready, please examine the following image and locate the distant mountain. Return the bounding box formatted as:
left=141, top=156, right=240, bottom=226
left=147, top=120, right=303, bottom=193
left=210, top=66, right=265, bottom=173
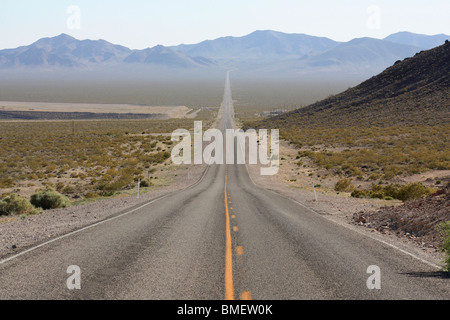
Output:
left=0, top=31, right=448, bottom=76
left=0, top=34, right=214, bottom=69
left=171, top=30, right=435, bottom=74
left=172, top=30, right=339, bottom=63
left=0, top=34, right=131, bottom=68
left=124, top=45, right=215, bottom=68
left=303, top=37, right=423, bottom=72
left=259, top=41, right=450, bottom=128
left=384, top=32, right=449, bottom=49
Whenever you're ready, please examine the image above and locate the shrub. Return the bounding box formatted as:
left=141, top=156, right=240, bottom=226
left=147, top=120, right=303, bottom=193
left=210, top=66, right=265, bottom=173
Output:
left=351, top=183, right=434, bottom=202
left=30, top=189, right=72, bottom=210
left=0, top=194, right=38, bottom=216
left=55, top=182, right=65, bottom=192
left=334, top=178, right=355, bottom=192
left=85, top=192, right=98, bottom=199
left=139, top=180, right=152, bottom=188
left=438, top=222, right=450, bottom=271
left=0, top=177, right=15, bottom=188
left=396, top=183, right=434, bottom=201
left=351, top=189, right=368, bottom=198
left=62, top=185, right=75, bottom=195
left=97, top=169, right=135, bottom=195
left=146, top=151, right=171, bottom=164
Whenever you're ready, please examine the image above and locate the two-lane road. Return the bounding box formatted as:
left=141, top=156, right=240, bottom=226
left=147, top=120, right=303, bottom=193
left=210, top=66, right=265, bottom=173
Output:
left=0, top=73, right=448, bottom=300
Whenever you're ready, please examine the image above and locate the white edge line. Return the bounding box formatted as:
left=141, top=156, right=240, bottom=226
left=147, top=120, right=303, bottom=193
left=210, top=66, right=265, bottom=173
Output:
left=0, top=164, right=210, bottom=266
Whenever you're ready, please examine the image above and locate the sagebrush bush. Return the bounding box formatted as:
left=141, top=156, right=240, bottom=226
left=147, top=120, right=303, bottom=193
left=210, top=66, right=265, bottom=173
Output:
left=139, top=180, right=152, bottom=188
left=0, top=194, right=38, bottom=216
left=334, top=178, right=355, bottom=192
left=0, top=177, right=15, bottom=188
left=30, top=189, right=72, bottom=210
left=146, top=151, right=171, bottom=164
left=395, top=183, right=434, bottom=201
left=351, top=182, right=434, bottom=201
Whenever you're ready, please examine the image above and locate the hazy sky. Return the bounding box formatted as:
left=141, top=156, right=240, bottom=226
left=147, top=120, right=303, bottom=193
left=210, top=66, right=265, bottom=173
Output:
left=1, top=0, right=449, bottom=49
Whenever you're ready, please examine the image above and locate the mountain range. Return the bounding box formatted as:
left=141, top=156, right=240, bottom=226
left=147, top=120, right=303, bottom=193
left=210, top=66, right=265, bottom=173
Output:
left=0, top=31, right=448, bottom=75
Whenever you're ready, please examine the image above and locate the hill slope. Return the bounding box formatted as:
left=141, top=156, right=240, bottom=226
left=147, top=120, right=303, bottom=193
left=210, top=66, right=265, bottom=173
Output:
left=259, top=40, right=449, bottom=128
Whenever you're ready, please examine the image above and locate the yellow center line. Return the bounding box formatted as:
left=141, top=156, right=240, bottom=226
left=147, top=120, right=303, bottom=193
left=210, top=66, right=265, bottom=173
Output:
left=241, top=291, right=253, bottom=300
left=224, top=173, right=234, bottom=300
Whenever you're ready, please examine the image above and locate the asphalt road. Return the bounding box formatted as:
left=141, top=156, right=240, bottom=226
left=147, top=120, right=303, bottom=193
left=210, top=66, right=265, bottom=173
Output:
left=0, top=73, right=448, bottom=300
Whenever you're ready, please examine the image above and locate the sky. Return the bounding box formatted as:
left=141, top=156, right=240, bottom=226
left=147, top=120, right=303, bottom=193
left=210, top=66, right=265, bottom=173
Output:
left=0, top=0, right=449, bottom=50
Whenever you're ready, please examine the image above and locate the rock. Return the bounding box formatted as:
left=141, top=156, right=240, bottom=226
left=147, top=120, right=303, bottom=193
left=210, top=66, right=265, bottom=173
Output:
left=353, top=214, right=367, bottom=224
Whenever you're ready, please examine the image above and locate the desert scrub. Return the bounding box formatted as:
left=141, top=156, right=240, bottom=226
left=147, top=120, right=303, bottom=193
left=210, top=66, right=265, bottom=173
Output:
left=246, top=122, right=450, bottom=181
left=0, top=119, right=202, bottom=194
left=0, top=194, right=38, bottom=216
left=438, top=221, right=450, bottom=271
left=30, top=189, right=72, bottom=210
left=334, top=178, right=355, bottom=192
left=351, top=183, right=434, bottom=201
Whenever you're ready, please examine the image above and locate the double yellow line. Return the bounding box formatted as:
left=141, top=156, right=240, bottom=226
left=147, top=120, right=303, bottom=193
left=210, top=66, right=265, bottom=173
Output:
left=224, top=171, right=252, bottom=301
left=224, top=173, right=234, bottom=300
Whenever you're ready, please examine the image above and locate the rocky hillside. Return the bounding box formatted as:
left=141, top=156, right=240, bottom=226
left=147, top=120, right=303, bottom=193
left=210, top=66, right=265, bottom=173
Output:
left=260, top=40, right=449, bottom=128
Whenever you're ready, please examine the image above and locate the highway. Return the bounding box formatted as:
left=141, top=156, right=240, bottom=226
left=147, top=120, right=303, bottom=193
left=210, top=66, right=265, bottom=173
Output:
left=0, top=73, right=448, bottom=300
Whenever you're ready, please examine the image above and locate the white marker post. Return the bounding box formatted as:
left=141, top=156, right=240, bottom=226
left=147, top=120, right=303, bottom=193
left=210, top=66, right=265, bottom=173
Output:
left=312, top=182, right=318, bottom=202
left=137, top=179, right=140, bottom=199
